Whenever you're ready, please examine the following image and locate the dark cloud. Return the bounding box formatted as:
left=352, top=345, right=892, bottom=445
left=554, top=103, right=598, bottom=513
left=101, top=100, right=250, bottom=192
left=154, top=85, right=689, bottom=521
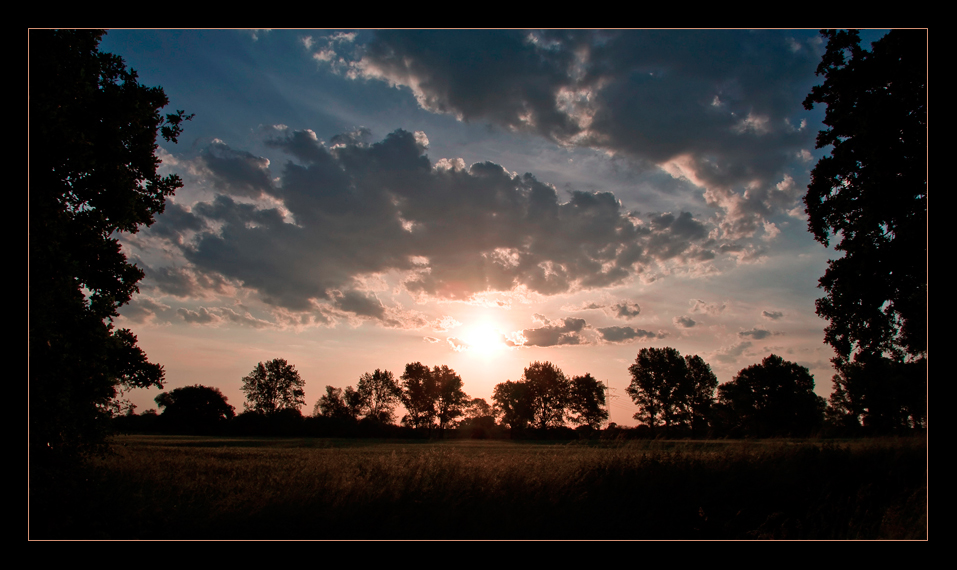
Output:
left=762, top=310, right=784, bottom=320
left=118, top=297, right=169, bottom=324
left=738, top=327, right=774, bottom=340
left=597, top=326, right=666, bottom=343
left=514, top=316, right=587, bottom=347
left=329, top=30, right=820, bottom=195
left=612, top=300, right=641, bottom=319
left=200, top=141, right=274, bottom=198
left=673, top=315, right=696, bottom=328
left=162, top=129, right=719, bottom=318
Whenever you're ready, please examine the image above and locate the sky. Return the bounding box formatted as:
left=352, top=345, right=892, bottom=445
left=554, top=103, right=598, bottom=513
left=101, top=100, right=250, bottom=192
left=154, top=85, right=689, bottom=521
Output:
left=96, top=29, right=890, bottom=426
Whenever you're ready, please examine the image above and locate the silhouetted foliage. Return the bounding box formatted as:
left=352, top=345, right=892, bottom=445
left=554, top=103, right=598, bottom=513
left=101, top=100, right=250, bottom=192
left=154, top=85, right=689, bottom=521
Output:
left=432, top=365, right=469, bottom=432
left=399, top=362, right=438, bottom=429
left=827, top=354, right=926, bottom=433
left=356, top=369, right=401, bottom=424
left=568, top=374, right=609, bottom=429
left=522, top=361, right=572, bottom=429
left=683, top=355, right=719, bottom=438
left=154, top=385, right=235, bottom=434
left=241, top=358, right=306, bottom=415
left=626, top=348, right=687, bottom=436
left=492, top=380, right=535, bottom=431
left=313, top=386, right=354, bottom=420
left=803, top=30, right=926, bottom=366
left=30, top=29, right=192, bottom=465
left=717, top=355, right=826, bottom=438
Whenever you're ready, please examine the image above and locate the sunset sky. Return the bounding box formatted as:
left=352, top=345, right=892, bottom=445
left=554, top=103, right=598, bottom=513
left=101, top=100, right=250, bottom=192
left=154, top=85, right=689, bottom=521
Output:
left=98, top=29, right=890, bottom=426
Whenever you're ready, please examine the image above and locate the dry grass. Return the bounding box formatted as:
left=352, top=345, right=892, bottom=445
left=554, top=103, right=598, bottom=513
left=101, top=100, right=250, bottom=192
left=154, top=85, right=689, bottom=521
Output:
left=30, top=436, right=926, bottom=539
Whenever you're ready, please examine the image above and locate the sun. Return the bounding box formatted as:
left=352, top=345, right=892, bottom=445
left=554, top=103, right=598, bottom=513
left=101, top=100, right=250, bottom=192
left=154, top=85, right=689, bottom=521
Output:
left=462, top=322, right=507, bottom=353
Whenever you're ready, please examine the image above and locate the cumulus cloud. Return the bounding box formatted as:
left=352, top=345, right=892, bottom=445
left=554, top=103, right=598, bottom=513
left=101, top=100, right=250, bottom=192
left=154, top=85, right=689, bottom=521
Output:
left=510, top=316, right=588, bottom=347
left=738, top=327, right=776, bottom=340
left=611, top=300, right=642, bottom=319
left=118, top=297, right=170, bottom=324
left=713, top=341, right=752, bottom=364
left=315, top=30, right=819, bottom=244
left=597, top=326, right=667, bottom=344
left=152, top=128, right=727, bottom=322
left=673, top=315, right=696, bottom=328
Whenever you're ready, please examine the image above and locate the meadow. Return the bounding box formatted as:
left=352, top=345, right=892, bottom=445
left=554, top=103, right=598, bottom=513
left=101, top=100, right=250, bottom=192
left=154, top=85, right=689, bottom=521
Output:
left=31, top=435, right=926, bottom=540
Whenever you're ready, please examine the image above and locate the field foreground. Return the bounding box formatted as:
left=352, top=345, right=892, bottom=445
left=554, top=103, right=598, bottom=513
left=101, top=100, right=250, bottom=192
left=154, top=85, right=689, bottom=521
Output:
left=31, top=436, right=926, bottom=539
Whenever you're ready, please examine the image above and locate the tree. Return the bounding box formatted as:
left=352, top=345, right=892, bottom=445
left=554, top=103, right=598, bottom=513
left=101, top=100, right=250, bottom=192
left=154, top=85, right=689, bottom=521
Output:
left=522, top=361, right=571, bottom=429
left=682, top=354, right=719, bottom=438
left=432, top=365, right=469, bottom=432
left=568, top=374, right=609, bottom=429
left=803, top=30, right=927, bottom=365
left=313, top=386, right=353, bottom=420
left=154, top=385, right=235, bottom=434
left=241, top=358, right=306, bottom=415
left=827, top=354, right=926, bottom=432
left=30, top=30, right=192, bottom=464
left=399, top=362, right=438, bottom=429
left=356, top=369, right=401, bottom=424
left=492, top=380, right=535, bottom=430
left=717, top=355, right=826, bottom=438
left=626, top=347, right=690, bottom=436
left=397, top=363, right=469, bottom=433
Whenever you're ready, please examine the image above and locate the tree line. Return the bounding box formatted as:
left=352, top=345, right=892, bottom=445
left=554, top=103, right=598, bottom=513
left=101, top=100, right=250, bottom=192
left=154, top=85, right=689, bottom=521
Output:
left=120, top=345, right=922, bottom=439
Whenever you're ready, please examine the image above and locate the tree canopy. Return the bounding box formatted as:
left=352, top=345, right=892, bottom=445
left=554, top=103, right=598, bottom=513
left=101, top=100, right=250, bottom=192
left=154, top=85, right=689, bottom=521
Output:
left=155, top=385, right=235, bottom=434
left=241, top=359, right=306, bottom=415
left=568, top=374, right=609, bottom=429
left=356, top=369, right=401, bottom=424
left=30, top=29, right=192, bottom=463
left=717, top=355, right=826, bottom=438
left=803, top=29, right=927, bottom=365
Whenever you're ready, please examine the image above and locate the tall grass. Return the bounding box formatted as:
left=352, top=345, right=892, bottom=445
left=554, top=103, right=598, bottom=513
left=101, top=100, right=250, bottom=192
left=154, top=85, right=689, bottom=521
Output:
left=31, top=437, right=926, bottom=539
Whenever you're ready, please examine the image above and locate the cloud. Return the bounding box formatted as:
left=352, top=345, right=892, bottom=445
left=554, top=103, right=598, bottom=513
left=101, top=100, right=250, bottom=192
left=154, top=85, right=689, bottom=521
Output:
left=154, top=128, right=724, bottom=320
left=713, top=341, right=752, bottom=364
left=321, top=30, right=819, bottom=243
left=511, top=316, right=588, bottom=347
left=118, top=297, right=170, bottom=324
left=611, top=300, right=641, bottom=319
left=762, top=310, right=784, bottom=320
left=198, top=140, right=274, bottom=198
left=690, top=299, right=726, bottom=315
left=597, top=326, right=666, bottom=344
left=673, top=315, right=696, bottom=328
left=738, top=327, right=776, bottom=340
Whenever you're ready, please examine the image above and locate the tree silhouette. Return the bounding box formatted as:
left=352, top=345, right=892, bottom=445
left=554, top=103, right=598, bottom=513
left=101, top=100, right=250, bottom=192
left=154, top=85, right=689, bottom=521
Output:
left=356, top=369, right=401, bottom=424
left=717, top=355, right=826, bottom=438
left=154, top=385, right=235, bottom=434
left=313, top=386, right=354, bottom=420
left=30, top=29, right=192, bottom=464
left=432, top=365, right=469, bottom=433
left=827, top=354, right=926, bottom=432
left=241, top=359, right=306, bottom=415
left=523, top=361, right=572, bottom=429
left=399, top=362, right=438, bottom=429
left=682, top=355, right=719, bottom=438
left=492, top=380, right=535, bottom=430
left=568, top=374, right=609, bottom=429
left=626, top=347, right=690, bottom=436
left=803, top=29, right=926, bottom=365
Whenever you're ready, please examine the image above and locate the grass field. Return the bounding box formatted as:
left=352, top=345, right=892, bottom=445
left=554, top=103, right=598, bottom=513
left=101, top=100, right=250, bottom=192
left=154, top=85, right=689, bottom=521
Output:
left=30, top=435, right=926, bottom=540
